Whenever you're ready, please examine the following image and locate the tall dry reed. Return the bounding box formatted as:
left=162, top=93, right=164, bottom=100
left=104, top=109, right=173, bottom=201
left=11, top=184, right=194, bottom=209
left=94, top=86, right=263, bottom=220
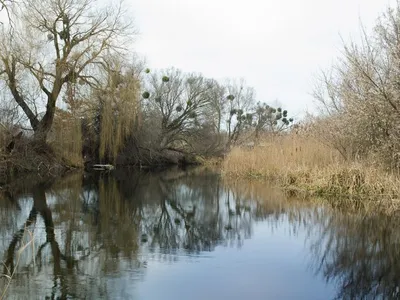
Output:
left=222, top=134, right=400, bottom=214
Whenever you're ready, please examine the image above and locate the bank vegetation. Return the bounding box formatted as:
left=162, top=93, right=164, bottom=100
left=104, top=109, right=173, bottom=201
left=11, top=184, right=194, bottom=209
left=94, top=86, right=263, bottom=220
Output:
left=0, top=0, right=296, bottom=182
left=223, top=3, right=400, bottom=214
left=2, top=0, right=400, bottom=214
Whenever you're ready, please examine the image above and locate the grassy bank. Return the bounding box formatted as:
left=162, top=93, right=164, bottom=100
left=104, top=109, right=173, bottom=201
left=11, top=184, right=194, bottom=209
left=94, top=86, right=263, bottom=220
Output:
left=222, top=134, right=400, bottom=214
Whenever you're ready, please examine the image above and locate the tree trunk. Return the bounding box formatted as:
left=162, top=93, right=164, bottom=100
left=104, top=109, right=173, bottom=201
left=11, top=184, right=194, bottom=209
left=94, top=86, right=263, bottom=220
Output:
left=33, top=109, right=56, bottom=145
left=5, top=57, right=59, bottom=146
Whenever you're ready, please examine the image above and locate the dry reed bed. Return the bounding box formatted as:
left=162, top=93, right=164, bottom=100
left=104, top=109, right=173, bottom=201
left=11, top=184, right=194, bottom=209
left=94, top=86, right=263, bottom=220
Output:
left=222, top=135, right=400, bottom=214
left=0, top=116, right=82, bottom=182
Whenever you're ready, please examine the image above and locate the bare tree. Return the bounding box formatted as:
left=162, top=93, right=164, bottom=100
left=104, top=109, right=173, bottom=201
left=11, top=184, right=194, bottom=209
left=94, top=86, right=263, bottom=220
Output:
left=0, top=0, right=135, bottom=144
left=142, top=68, right=216, bottom=151
left=225, top=79, right=255, bottom=147
left=0, top=0, right=14, bottom=24
left=252, top=103, right=294, bottom=140
left=205, top=81, right=227, bottom=135
left=312, top=2, right=400, bottom=166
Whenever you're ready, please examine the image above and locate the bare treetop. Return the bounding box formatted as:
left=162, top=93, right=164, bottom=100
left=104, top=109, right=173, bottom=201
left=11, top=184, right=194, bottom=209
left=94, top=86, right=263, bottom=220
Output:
left=17, top=0, right=134, bottom=86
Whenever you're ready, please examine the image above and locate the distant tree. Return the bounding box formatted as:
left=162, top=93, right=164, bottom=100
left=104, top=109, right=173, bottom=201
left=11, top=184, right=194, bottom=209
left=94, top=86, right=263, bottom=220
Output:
left=141, top=68, right=216, bottom=151
left=252, top=102, right=294, bottom=140
left=192, top=81, right=227, bottom=155
left=225, top=79, right=255, bottom=147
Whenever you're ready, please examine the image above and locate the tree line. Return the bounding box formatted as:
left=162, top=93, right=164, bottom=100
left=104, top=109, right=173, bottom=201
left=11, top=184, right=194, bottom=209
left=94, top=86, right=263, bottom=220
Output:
left=0, top=0, right=293, bottom=168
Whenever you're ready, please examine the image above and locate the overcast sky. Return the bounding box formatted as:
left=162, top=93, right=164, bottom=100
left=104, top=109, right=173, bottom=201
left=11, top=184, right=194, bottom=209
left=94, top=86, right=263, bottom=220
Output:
left=129, top=0, right=395, bottom=118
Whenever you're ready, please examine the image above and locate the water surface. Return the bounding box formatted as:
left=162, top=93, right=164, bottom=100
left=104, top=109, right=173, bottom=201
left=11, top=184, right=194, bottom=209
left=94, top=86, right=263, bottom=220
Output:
left=1, top=168, right=399, bottom=300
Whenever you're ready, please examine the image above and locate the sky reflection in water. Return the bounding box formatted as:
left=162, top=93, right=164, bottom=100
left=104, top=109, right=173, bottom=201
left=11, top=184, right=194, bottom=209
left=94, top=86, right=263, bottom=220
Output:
left=0, top=168, right=399, bottom=300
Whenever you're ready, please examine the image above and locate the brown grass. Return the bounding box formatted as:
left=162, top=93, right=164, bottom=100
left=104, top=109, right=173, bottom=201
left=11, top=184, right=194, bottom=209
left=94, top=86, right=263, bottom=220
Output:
left=0, top=113, right=83, bottom=182
left=222, top=134, right=400, bottom=214
left=1, top=227, right=35, bottom=299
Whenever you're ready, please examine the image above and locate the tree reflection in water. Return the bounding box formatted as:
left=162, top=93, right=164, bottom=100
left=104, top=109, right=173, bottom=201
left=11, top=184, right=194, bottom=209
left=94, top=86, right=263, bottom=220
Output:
left=303, top=210, right=400, bottom=300
left=0, top=168, right=400, bottom=299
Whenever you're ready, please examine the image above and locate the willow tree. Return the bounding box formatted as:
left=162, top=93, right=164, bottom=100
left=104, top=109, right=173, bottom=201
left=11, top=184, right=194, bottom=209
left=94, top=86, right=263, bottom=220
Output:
left=0, top=0, right=134, bottom=144
left=82, top=59, right=141, bottom=162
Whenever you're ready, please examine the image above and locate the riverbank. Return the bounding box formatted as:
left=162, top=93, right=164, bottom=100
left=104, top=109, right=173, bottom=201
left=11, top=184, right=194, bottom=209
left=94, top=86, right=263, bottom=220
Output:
left=222, top=134, right=400, bottom=214
left=4, top=132, right=400, bottom=215
left=0, top=143, right=76, bottom=185
left=0, top=137, right=203, bottom=185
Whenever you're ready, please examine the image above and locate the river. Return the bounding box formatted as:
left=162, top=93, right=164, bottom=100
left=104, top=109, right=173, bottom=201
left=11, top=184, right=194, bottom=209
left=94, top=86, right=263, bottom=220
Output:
left=0, top=167, right=399, bottom=300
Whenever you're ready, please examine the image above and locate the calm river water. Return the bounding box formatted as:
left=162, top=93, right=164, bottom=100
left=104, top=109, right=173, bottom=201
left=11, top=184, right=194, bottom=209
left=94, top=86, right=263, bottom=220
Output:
left=0, top=167, right=399, bottom=300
